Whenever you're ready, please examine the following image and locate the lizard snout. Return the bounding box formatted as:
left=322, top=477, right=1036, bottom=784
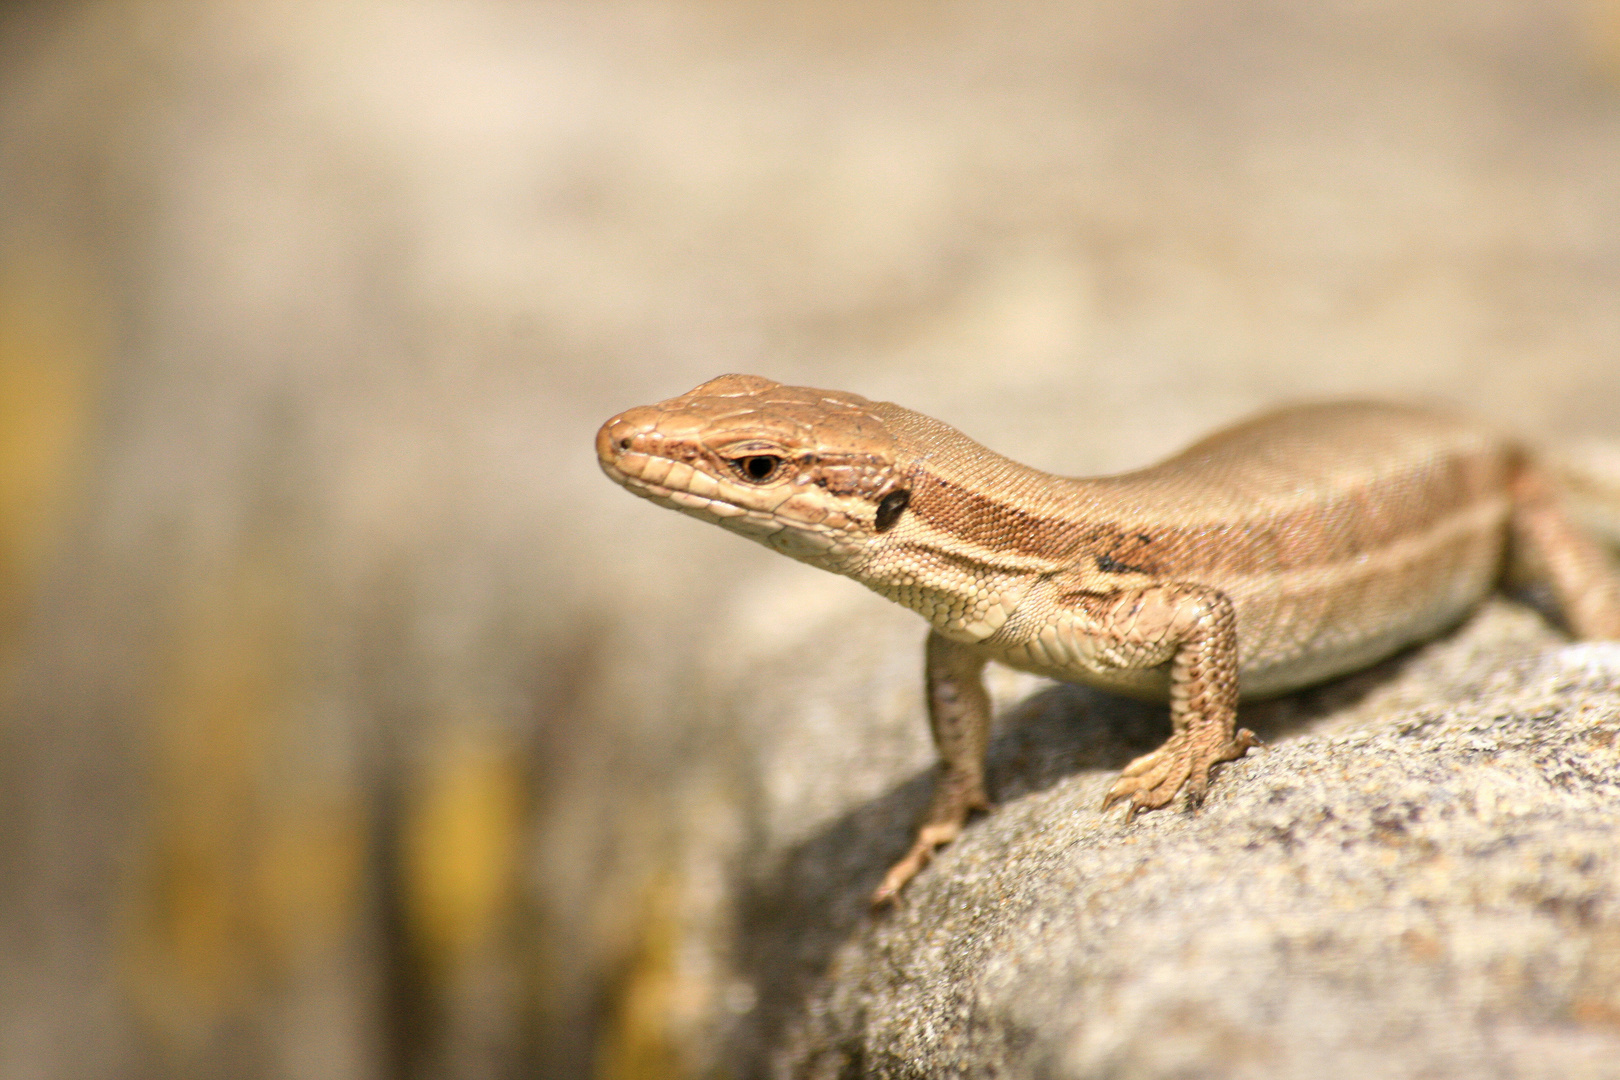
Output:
left=596, top=407, right=660, bottom=481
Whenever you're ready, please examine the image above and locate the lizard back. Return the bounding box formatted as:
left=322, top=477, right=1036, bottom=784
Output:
left=876, top=401, right=1514, bottom=697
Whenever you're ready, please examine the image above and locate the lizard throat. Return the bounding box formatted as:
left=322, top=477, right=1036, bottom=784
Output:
left=603, top=455, right=873, bottom=566
left=853, top=540, right=1039, bottom=643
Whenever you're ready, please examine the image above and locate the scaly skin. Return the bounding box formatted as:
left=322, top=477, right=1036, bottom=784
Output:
left=597, top=375, right=1620, bottom=903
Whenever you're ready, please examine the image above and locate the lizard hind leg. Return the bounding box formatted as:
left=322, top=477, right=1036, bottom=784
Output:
left=1094, top=584, right=1258, bottom=814
left=1509, top=460, right=1620, bottom=640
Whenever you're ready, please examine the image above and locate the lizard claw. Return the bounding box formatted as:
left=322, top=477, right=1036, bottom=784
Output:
left=1102, top=727, right=1259, bottom=815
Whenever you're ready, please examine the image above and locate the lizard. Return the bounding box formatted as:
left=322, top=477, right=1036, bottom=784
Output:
left=595, top=374, right=1620, bottom=904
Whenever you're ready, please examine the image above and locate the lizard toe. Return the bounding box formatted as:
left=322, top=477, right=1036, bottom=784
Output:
left=1219, top=728, right=1261, bottom=761
left=1175, top=727, right=1260, bottom=808
left=1103, top=740, right=1192, bottom=812
left=1137, top=760, right=1192, bottom=808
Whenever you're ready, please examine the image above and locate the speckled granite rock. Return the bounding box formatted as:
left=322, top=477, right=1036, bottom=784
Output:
left=684, top=591, right=1620, bottom=1079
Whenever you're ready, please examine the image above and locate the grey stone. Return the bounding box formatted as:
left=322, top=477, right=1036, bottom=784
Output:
left=686, top=592, right=1620, bottom=1078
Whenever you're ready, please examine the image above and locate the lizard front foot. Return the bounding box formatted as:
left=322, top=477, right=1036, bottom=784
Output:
left=872, top=781, right=989, bottom=907
left=871, top=820, right=965, bottom=907
left=1101, top=726, right=1258, bottom=814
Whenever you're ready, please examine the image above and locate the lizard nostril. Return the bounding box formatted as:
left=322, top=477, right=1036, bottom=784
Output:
left=618, top=437, right=632, bottom=451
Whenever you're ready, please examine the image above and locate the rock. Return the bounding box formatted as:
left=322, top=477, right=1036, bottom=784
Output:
left=671, top=590, right=1620, bottom=1078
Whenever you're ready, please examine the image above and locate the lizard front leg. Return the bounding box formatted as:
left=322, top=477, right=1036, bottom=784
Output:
left=872, top=630, right=992, bottom=905
left=1058, top=584, right=1258, bottom=814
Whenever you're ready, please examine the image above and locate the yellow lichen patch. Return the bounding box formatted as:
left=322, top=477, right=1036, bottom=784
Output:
left=593, top=870, right=689, bottom=1080
left=251, top=798, right=366, bottom=970
left=125, top=549, right=292, bottom=1041
left=124, top=542, right=363, bottom=1052
left=0, top=253, right=103, bottom=679
left=401, top=733, right=525, bottom=976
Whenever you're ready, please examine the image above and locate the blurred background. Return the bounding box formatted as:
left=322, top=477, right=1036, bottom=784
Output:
left=4, top=1, right=1620, bottom=1078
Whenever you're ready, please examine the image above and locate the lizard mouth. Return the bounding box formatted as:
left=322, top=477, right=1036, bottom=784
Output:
left=596, top=412, right=863, bottom=559
left=597, top=411, right=763, bottom=523
left=601, top=453, right=762, bottom=524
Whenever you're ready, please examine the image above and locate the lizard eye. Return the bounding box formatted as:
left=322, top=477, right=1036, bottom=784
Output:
left=730, top=454, right=783, bottom=483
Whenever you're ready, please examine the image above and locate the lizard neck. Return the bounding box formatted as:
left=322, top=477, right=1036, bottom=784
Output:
left=849, top=402, right=1111, bottom=642
left=869, top=401, right=1114, bottom=567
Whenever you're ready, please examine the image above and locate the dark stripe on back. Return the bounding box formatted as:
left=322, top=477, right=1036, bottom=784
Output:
left=907, top=449, right=1506, bottom=578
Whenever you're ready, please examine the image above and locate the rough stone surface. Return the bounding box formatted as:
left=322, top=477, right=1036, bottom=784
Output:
left=668, top=588, right=1620, bottom=1079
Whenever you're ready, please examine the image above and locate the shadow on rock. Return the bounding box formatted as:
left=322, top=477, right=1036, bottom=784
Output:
left=724, top=682, right=1159, bottom=1076
left=723, top=653, right=1417, bottom=1076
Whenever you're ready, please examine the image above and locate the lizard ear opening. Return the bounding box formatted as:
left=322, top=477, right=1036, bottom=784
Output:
left=874, top=488, right=910, bottom=532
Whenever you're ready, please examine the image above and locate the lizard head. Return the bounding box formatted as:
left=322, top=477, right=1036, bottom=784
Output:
left=596, top=374, right=909, bottom=567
